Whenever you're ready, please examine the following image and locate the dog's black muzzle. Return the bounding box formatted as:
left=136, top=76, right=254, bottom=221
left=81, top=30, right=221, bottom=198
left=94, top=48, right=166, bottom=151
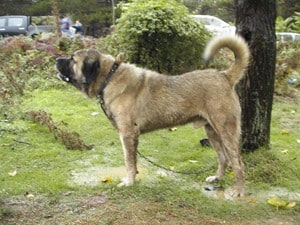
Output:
left=56, top=58, right=73, bottom=82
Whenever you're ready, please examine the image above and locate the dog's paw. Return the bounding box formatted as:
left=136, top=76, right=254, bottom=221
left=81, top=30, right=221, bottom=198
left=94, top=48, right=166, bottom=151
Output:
left=230, top=186, right=245, bottom=198
left=117, top=177, right=134, bottom=187
left=205, top=176, right=220, bottom=183
left=224, top=187, right=245, bottom=199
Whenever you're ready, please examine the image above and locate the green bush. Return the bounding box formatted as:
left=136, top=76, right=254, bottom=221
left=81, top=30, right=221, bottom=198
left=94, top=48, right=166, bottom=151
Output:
left=98, top=0, right=211, bottom=74
left=284, top=12, right=300, bottom=33
left=276, top=12, right=300, bottom=33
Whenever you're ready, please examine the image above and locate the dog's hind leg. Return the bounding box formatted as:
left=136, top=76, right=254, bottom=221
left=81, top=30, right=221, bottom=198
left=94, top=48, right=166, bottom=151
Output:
left=204, top=124, right=229, bottom=183
left=228, top=152, right=244, bottom=197
left=213, top=119, right=245, bottom=197
left=118, top=125, right=140, bottom=187
left=220, top=131, right=245, bottom=197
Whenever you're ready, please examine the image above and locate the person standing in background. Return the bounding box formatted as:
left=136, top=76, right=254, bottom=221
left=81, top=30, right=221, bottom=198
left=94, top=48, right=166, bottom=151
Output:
left=73, top=20, right=83, bottom=35
left=60, top=15, right=73, bottom=37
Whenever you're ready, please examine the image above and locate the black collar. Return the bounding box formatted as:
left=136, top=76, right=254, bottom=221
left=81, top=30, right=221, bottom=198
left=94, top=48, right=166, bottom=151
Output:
left=97, top=61, right=120, bottom=96
left=97, top=61, right=120, bottom=121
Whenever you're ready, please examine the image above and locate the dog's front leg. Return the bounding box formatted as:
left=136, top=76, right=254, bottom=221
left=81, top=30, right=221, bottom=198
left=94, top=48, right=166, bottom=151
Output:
left=118, top=128, right=139, bottom=187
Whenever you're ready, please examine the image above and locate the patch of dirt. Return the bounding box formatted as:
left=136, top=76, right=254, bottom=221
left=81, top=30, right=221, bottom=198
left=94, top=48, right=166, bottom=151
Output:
left=69, top=165, right=148, bottom=187
left=1, top=194, right=108, bottom=225
left=1, top=193, right=299, bottom=225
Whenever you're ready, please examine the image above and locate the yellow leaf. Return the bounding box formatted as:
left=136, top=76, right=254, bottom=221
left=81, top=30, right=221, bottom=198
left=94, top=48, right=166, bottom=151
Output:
left=168, top=127, right=177, bottom=131
left=229, top=171, right=235, bottom=178
left=281, top=149, right=288, bottom=154
left=267, top=197, right=287, bottom=207
left=102, top=177, right=113, bottom=183
left=248, top=198, right=257, bottom=204
left=8, top=170, right=17, bottom=177
left=280, top=130, right=289, bottom=135
left=286, top=202, right=296, bottom=208
left=26, top=194, right=35, bottom=199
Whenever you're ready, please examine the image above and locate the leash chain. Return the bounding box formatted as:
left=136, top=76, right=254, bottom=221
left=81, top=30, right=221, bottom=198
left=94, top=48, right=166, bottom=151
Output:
left=137, top=150, right=214, bottom=175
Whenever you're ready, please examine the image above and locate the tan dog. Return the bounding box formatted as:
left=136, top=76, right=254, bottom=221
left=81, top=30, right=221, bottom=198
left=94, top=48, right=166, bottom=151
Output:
left=56, top=35, right=250, bottom=197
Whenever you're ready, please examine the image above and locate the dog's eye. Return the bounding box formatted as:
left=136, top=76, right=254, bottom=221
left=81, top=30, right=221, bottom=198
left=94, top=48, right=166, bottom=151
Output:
left=70, top=55, right=77, bottom=64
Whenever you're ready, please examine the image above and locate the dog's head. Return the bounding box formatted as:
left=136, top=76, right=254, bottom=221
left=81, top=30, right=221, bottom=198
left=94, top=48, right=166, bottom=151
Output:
left=56, top=49, right=101, bottom=94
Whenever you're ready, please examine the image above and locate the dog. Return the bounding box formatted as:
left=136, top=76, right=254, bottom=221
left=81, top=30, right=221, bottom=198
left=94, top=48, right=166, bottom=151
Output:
left=56, top=35, right=250, bottom=197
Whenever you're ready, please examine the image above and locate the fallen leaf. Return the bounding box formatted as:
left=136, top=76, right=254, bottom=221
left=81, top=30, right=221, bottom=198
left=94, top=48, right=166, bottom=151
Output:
left=188, top=160, right=198, bottom=163
left=281, top=149, right=288, bottom=154
left=228, top=171, right=235, bottom=178
left=286, top=202, right=296, bottom=208
left=8, top=170, right=17, bottom=176
left=267, top=197, right=287, bottom=207
left=280, top=130, right=289, bottom=135
left=102, top=177, right=113, bottom=183
left=248, top=198, right=257, bottom=204
left=168, top=127, right=177, bottom=131
left=26, top=193, right=35, bottom=199
left=91, top=112, right=99, bottom=116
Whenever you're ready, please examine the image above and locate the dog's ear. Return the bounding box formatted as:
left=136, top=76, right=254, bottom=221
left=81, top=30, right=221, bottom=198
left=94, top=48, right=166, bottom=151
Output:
left=82, top=49, right=101, bottom=84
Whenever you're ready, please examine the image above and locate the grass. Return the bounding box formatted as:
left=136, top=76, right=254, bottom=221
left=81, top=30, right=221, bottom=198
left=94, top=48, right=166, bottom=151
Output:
left=1, top=80, right=300, bottom=224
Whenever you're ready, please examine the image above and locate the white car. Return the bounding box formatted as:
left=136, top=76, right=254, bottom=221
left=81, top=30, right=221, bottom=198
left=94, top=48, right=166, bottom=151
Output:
left=190, top=15, right=236, bottom=36
left=276, top=32, right=300, bottom=42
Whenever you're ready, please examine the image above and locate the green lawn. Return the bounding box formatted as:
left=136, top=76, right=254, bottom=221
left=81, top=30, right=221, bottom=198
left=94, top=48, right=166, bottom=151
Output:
left=0, top=85, right=300, bottom=224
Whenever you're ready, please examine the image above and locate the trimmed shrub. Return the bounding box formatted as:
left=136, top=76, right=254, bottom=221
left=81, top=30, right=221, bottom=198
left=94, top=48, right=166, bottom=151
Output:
left=98, top=0, right=211, bottom=74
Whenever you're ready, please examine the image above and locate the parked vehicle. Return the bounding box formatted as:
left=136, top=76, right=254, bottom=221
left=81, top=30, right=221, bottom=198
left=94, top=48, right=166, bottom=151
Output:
left=190, top=15, right=235, bottom=36
left=0, top=15, right=54, bottom=37
left=276, top=32, right=300, bottom=42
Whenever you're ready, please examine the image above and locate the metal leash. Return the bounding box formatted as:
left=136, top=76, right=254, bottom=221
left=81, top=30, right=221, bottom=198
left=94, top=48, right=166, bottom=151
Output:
left=137, top=150, right=214, bottom=175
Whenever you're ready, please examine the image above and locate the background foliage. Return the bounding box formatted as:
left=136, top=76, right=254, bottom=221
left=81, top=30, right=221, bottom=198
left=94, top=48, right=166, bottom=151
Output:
left=1, top=0, right=300, bottom=37
left=98, top=0, right=211, bottom=74
left=278, top=0, right=300, bottom=18
left=197, top=0, right=235, bottom=23
left=276, top=12, right=300, bottom=33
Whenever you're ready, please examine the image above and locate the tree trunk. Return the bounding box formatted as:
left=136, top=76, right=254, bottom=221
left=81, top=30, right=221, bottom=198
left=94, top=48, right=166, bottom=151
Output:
left=235, top=0, right=277, bottom=151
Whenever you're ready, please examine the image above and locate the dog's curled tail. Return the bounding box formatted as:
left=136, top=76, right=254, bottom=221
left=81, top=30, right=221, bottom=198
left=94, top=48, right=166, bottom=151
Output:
left=203, top=35, right=250, bottom=87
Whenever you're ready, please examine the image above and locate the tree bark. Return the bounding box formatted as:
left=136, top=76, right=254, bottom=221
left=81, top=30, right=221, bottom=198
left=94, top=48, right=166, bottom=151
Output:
left=235, top=0, right=277, bottom=151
